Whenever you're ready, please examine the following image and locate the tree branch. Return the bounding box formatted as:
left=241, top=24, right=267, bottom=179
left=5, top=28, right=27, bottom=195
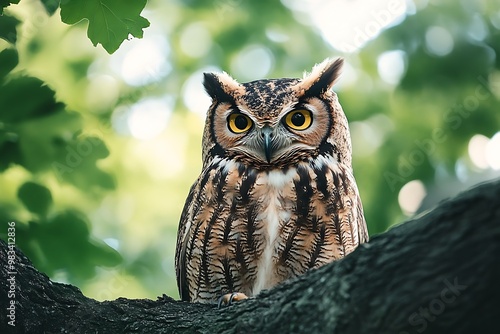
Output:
left=1, top=179, right=500, bottom=333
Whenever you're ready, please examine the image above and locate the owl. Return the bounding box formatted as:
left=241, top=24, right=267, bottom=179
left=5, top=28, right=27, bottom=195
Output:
left=175, top=58, right=368, bottom=305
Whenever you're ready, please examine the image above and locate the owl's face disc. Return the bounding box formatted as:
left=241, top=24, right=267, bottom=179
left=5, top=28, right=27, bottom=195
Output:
left=202, top=58, right=352, bottom=168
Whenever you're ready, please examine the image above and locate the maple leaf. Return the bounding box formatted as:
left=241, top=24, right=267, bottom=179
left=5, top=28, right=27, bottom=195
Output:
left=60, top=0, right=150, bottom=54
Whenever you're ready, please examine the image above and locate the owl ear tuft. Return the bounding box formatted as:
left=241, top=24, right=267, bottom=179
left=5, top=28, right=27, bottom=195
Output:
left=203, top=72, right=240, bottom=102
left=299, top=58, right=344, bottom=97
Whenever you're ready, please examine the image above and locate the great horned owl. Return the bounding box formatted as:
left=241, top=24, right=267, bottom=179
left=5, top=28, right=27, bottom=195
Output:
left=175, top=58, right=368, bottom=304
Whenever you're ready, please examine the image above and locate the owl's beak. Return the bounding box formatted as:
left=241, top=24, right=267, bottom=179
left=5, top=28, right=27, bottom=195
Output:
left=261, top=126, right=274, bottom=163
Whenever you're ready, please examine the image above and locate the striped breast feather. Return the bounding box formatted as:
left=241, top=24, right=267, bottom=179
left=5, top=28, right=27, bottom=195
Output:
left=176, top=153, right=368, bottom=302
left=176, top=158, right=263, bottom=302
left=308, top=154, right=368, bottom=256
left=175, top=157, right=226, bottom=301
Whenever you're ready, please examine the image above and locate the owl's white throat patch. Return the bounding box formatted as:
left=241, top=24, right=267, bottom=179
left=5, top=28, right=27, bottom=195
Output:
left=252, top=168, right=296, bottom=295
left=266, top=169, right=295, bottom=188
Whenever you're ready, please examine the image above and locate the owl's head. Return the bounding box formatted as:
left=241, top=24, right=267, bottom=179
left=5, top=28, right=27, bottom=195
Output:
left=201, top=58, right=352, bottom=169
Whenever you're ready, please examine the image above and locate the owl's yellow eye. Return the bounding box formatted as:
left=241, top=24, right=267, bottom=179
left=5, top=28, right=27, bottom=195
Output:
left=228, top=113, right=253, bottom=133
left=284, top=109, right=312, bottom=130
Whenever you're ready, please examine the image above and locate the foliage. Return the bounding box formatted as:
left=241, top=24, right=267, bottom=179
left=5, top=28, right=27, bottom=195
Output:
left=2, top=0, right=149, bottom=52
left=60, top=0, right=150, bottom=53
left=0, top=0, right=499, bottom=300
left=0, top=0, right=125, bottom=284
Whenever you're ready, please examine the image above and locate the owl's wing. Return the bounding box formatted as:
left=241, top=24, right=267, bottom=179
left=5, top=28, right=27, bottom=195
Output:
left=328, top=163, right=369, bottom=255
left=175, top=182, right=198, bottom=302
left=356, top=193, right=369, bottom=243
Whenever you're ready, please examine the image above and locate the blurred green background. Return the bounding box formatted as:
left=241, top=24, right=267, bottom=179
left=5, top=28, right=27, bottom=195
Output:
left=1, top=0, right=499, bottom=301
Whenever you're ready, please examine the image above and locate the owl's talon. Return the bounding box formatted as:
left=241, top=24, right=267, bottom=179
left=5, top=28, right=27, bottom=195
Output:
left=217, top=292, right=248, bottom=308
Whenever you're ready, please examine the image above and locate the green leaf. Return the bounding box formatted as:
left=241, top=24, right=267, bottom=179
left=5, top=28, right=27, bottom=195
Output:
left=89, top=240, right=122, bottom=267
left=48, top=210, right=90, bottom=240
left=51, top=135, right=115, bottom=190
left=0, top=48, right=18, bottom=81
left=17, top=181, right=53, bottom=217
left=0, top=0, right=20, bottom=15
left=60, top=0, right=150, bottom=54
left=0, top=109, right=82, bottom=173
left=41, top=210, right=121, bottom=279
left=0, top=14, right=19, bottom=44
left=0, top=76, right=64, bottom=123
left=41, top=0, right=60, bottom=15
left=0, top=131, right=21, bottom=171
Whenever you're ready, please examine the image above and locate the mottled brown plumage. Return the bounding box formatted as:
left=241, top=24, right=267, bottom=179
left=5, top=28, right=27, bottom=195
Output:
left=176, top=58, right=368, bottom=303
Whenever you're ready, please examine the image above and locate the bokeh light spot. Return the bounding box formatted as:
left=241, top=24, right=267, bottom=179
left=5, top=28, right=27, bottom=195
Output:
left=377, top=50, right=407, bottom=85
left=265, top=28, right=290, bottom=43
left=179, top=22, right=212, bottom=58
left=230, top=45, right=274, bottom=81
left=104, top=238, right=120, bottom=251
left=486, top=132, right=500, bottom=170
left=398, top=180, right=427, bottom=216
left=490, top=10, right=500, bottom=29
left=124, top=98, right=173, bottom=140
left=467, top=14, right=487, bottom=41
left=86, top=74, right=119, bottom=112
left=289, top=0, right=407, bottom=53
left=468, top=134, right=489, bottom=169
left=182, top=67, right=219, bottom=117
left=119, top=36, right=171, bottom=86
left=350, top=114, right=393, bottom=157
left=425, top=26, right=454, bottom=56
